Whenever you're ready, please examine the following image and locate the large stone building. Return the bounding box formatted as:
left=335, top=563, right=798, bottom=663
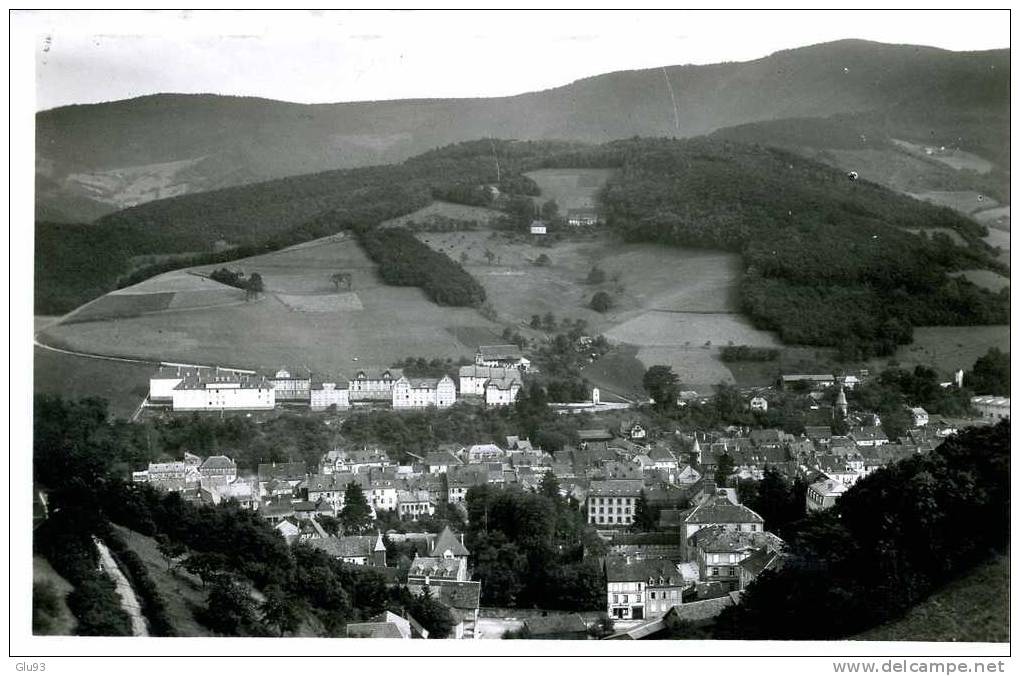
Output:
left=587, top=479, right=644, bottom=527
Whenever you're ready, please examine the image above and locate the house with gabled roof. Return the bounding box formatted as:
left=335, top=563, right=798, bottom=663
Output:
left=681, top=494, right=765, bottom=557
left=199, top=455, right=237, bottom=485
left=308, top=532, right=388, bottom=566
left=605, top=556, right=685, bottom=621
left=422, top=450, right=461, bottom=474
left=690, top=525, right=783, bottom=592
left=346, top=610, right=428, bottom=639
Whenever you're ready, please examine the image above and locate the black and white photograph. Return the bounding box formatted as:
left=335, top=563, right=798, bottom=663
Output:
left=9, top=7, right=1013, bottom=667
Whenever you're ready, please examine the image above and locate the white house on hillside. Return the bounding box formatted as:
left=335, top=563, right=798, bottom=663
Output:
left=310, top=378, right=351, bottom=410
left=392, top=376, right=457, bottom=409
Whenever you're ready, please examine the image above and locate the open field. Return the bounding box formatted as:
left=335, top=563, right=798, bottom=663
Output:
left=854, top=555, right=1008, bottom=642
left=379, top=200, right=504, bottom=228
left=725, top=346, right=840, bottom=389
left=974, top=206, right=1010, bottom=231
left=37, top=233, right=502, bottom=375
left=581, top=345, right=647, bottom=403
left=879, top=325, right=1010, bottom=378
left=948, top=269, right=1011, bottom=293
left=891, top=139, right=995, bottom=174
left=416, top=228, right=755, bottom=392
left=63, top=271, right=247, bottom=324
left=34, top=345, right=153, bottom=419
left=524, top=168, right=614, bottom=211
left=33, top=555, right=77, bottom=636
left=908, top=190, right=1000, bottom=215
left=973, top=206, right=1010, bottom=265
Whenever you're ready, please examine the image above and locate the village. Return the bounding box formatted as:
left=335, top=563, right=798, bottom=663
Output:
left=125, top=339, right=1010, bottom=640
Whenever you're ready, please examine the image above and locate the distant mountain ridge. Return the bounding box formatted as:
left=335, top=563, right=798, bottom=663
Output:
left=36, top=39, right=1009, bottom=221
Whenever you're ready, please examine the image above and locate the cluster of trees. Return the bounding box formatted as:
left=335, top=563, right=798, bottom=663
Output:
left=54, top=404, right=339, bottom=474
left=734, top=467, right=807, bottom=540
left=714, top=421, right=1009, bottom=639
left=464, top=478, right=607, bottom=610
left=391, top=356, right=469, bottom=379
left=719, top=345, right=780, bottom=362
left=595, top=137, right=1007, bottom=357
left=359, top=227, right=487, bottom=307
left=209, top=268, right=264, bottom=298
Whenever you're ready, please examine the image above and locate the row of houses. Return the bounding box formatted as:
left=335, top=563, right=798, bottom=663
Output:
left=147, top=345, right=532, bottom=413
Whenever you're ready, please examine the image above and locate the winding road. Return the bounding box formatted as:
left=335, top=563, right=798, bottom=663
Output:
left=93, top=537, right=150, bottom=637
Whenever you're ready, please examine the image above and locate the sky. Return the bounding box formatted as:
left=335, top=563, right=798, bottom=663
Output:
left=19, top=9, right=1011, bottom=111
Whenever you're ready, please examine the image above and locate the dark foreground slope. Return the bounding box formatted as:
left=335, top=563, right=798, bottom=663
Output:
left=36, top=40, right=1008, bottom=221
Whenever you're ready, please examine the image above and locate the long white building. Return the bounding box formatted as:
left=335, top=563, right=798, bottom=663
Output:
left=171, top=371, right=275, bottom=411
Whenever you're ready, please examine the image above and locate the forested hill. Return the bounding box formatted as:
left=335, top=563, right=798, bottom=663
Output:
left=37, top=40, right=1008, bottom=222
left=591, top=137, right=1008, bottom=357
left=35, top=139, right=568, bottom=313
left=38, top=136, right=1009, bottom=362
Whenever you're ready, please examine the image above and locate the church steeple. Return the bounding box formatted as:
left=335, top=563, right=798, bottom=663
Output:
left=835, top=383, right=848, bottom=419
left=372, top=531, right=387, bottom=567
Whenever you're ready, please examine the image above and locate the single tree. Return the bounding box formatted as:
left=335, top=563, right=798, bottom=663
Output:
left=586, top=266, right=606, bottom=285
left=642, top=365, right=679, bottom=410
left=155, top=534, right=187, bottom=572
left=534, top=253, right=551, bottom=266
left=539, top=471, right=561, bottom=501
left=409, top=587, right=456, bottom=639
left=714, top=453, right=735, bottom=487
left=590, top=291, right=612, bottom=313
left=540, top=199, right=559, bottom=221
left=339, top=482, right=373, bottom=534
left=183, top=551, right=229, bottom=588
left=245, top=272, right=265, bottom=301
left=330, top=271, right=352, bottom=292
left=261, top=584, right=304, bottom=637
left=632, top=489, right=660, bottom=532
left=200, top=573, right=260, bottom=636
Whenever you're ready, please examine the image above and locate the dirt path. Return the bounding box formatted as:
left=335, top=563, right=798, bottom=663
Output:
left=93, top=537, right=150, bottom=637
